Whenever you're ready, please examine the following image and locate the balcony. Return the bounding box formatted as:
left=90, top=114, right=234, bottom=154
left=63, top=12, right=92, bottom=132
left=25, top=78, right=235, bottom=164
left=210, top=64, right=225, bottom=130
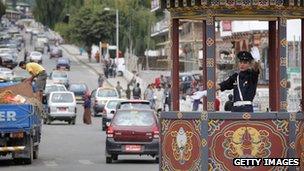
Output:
left=151, top=19, right=169, bottom=37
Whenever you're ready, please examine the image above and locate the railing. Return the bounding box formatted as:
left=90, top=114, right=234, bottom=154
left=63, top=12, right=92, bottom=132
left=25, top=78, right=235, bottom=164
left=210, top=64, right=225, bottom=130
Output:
left=160, top=111, right=304, bottom=171
left=151, top=19, right=169, bottom=37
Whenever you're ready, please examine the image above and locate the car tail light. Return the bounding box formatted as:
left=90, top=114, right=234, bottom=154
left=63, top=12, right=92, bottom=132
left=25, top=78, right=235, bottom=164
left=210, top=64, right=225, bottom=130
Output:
left=107, top=126, right=114, bottom=138
left=152, top=126, right=159, bottom=139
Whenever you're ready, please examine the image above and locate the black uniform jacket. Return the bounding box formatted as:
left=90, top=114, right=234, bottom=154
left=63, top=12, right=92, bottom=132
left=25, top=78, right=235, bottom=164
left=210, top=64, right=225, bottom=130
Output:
left=219, top=69, right=259, bottom=103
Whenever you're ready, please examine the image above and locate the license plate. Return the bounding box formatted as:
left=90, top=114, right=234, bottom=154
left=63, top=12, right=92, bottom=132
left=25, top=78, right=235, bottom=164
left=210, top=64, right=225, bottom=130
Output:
left=58, top=107, right=67, bottom=111
left=125, top=145, right=141, bottom=152
left=60, top=66, right=65, bottom=69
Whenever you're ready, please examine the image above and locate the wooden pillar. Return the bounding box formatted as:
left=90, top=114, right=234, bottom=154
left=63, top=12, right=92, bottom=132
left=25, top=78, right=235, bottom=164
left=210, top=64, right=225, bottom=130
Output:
left=278, top=17, right=288, bottom=112
left=202, top=20, right=207, bottom=110
left=206, top=14, right=216, bottom=111
left=302, top=19, right=304, bottom=112
left=268, top=21, right=279, bottom=111
left=171, top=18, right=180, bottom=111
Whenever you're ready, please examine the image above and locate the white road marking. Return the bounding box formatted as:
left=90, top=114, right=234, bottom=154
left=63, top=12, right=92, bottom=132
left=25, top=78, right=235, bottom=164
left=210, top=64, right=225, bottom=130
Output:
left=44, top=161, right=58, bottom=167
left=78, top=159, right=94, bottom=165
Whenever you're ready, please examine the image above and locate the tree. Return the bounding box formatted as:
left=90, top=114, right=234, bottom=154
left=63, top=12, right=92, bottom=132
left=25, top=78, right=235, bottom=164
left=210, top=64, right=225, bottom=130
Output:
left=0, top=1, right=6, bottom=21
left=33, top=0, right=65, bottom=29
left=69, top=5, right=116, bottom=55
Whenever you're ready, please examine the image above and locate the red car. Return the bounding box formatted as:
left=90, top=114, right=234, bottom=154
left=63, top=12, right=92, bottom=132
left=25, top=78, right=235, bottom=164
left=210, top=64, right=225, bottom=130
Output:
left=105, top=109, right=159, bottom=163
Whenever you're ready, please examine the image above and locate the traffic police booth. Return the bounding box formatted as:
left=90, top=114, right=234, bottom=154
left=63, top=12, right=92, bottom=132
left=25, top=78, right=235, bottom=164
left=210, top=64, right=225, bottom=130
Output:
left=158, top=0, right=304, bottom=170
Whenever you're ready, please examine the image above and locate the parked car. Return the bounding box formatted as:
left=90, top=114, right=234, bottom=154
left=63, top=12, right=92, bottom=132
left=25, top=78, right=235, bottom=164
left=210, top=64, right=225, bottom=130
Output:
left=45, top=91, right=77, bottom=125
left=0, top=53, right=17, bottom=69
left=69, top=83, right=89, bottom=103
left=43, top=84, right=67, bottom=104
left=0, top=67, right=13, bottom=80
left=102, top=99, right=125, bottom=131
left=29, top=51, right=43, bottom=64
left=49, top=70, right=69, bottom=88
left=34, top=41, right=45, bottom=53
left=105, top=110, right=159, bottom=163
left=56, top=58, right=70, bottom=70
left=50, top=46, right=62, bottom=58
left=91, top=87, right=119, bottom=117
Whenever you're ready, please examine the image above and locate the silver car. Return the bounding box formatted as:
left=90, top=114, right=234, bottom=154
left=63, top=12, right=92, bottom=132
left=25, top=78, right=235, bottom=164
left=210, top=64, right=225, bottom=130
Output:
left=102, top=99, right=125, bottom=131
left=45, top=91, right=77, bottom=125
left=49, top=70, right=69, bottom=88
left=91, top=87, right=119, bottom=117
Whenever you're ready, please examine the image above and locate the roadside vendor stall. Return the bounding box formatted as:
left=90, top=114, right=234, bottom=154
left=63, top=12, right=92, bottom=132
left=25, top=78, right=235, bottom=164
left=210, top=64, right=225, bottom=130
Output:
left=159, top=0, right=304, bottom=170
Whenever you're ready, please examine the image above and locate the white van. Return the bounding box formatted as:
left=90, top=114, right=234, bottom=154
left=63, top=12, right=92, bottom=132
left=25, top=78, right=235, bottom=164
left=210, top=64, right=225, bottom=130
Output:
left=46, top=91, right=77, bottom=125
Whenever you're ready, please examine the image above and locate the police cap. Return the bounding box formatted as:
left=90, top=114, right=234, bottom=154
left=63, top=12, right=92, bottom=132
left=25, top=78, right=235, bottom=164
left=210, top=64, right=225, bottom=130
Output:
left=237, top=51, right=254, bottom=62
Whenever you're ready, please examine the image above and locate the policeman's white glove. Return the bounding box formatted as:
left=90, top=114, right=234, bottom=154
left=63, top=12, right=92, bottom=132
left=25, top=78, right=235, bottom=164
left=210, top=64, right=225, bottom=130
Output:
left=251, top=46, right=260, bottom=61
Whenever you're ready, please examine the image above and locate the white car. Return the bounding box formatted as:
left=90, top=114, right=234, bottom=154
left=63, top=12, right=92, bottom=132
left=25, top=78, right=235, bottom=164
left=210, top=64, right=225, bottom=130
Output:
left=45, top=91, right=77, bottom=125
left=101, top=99, right=125, bottom=131
left=91, top=87, right=119, bottom=116
left=0, top=67, right=13, bottom=80
left=29, top=51, right=43, bottom=64
left=43, top=83, right=67, bottom=104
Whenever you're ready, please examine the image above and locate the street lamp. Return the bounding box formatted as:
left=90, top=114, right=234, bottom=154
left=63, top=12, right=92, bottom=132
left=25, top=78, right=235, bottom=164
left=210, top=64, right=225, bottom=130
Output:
left=104, top=7, right=119, bottom=60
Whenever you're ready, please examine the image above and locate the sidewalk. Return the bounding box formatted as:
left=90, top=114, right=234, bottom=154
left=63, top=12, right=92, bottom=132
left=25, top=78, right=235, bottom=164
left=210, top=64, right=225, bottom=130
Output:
left=60, top=44, right=129, bottom=90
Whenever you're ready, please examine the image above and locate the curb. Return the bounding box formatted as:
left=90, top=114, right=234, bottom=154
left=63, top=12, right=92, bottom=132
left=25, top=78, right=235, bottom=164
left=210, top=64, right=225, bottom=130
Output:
left=60, top=45, right=113, bottom=87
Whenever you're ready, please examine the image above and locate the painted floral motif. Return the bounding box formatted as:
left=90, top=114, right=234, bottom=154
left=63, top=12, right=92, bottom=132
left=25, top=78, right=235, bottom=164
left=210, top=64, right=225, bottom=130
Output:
left=223, top=127, right=271, bottom=159
left=208, top=120, right=225, bottom=136
left=272, top=119, right=289, bottom=136
left=171, top=127, right=194, bottom=165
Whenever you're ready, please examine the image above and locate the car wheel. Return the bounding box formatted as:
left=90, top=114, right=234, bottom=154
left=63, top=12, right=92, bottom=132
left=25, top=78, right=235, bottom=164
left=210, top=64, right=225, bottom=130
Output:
left=71, top=119, right=76, bottom=125
left=155, top=157, right=159, bottom=163
left=43, top=119, right=46, bottom=124
left=46, top=118, right=51, bottom=125
left=106, top=157, right=112, bottom=164
left=112, top=155, right=118, bottom=161
left=33, top=146, right=39, bottom=159
left=23, top=136, right=33, bottom=164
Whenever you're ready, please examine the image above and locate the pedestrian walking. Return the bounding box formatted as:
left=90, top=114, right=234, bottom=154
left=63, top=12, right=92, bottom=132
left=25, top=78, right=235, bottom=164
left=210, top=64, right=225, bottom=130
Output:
left=217, top=51, right=261, bottom=112
left=116, top=81, right=123, bottom=98
left=19, top=61, right=47, bottom=103
left=190, top=87, right=207, bottom=111
left=164, top=84, right=172, bottom=111
left=83, top=93, right=92, bottom=125
left=154, top=86, right=165, bottom=113
left=126, top=84, right=131, bottom=99
left=224, top=94, right=234, bottom=111
left=145, top=84, right=155, bottom=109
left=98, top=74, right=105, bottom=87
left=132, top=83, right=141, bottom=99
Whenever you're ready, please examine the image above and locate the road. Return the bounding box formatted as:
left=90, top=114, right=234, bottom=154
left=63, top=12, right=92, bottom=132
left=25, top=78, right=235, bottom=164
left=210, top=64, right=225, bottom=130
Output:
left=0, top=32, right=158, bottom=171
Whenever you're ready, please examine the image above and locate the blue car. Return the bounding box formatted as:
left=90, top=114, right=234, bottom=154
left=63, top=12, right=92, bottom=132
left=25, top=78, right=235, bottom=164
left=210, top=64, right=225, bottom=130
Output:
left=56, top=58, right=70, bottom=71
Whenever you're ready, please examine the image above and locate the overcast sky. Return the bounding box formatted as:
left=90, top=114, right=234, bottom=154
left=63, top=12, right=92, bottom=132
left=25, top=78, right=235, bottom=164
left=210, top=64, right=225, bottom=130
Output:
left=221, top=20, right=301, bottom=41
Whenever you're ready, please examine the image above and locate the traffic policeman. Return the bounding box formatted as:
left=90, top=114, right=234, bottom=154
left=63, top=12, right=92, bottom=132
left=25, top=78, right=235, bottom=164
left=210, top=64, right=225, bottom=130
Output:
left=216, top=51, right=261, bottom=112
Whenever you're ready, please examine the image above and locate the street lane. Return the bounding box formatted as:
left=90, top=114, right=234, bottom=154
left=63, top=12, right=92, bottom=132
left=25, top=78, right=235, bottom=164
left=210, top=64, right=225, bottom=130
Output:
left=0, top=33, right=158, bottom=171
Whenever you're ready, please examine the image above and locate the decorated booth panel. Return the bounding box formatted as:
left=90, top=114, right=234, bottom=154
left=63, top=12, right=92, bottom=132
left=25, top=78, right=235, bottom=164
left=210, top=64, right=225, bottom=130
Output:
left=160, top=112, right=304, bottom=171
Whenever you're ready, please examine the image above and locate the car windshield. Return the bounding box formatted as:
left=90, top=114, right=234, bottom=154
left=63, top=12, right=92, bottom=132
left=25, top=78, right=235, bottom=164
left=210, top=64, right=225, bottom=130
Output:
left=70, top=84, right=86, bottom=91
left=32, top=52, right=41, bottom=56
left=107, top=100, right=122, bottom=109
left=58, top=59, right=68, bottom=64
left=97, top=89, right=117, bottom=97
left=113, top=111, right=155, bottom=126
left=51, top=93, right=74, bottom=103
left=45, top=85, right=66, bottom=94
left=52, top=72, right=67, bottom=78
left=120, top=102, right=151, bottom=110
